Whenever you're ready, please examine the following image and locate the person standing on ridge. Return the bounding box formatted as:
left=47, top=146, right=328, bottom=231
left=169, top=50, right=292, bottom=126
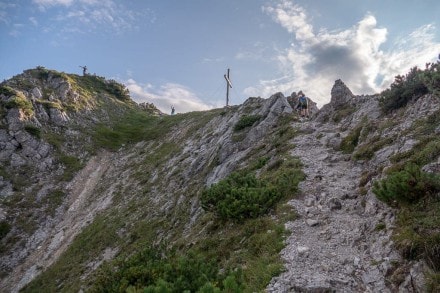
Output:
left=298, top=91, right=309, bottom=118
left=171, top=105, right=175, bottom=115
left=79, top=65, right=87, bottom=76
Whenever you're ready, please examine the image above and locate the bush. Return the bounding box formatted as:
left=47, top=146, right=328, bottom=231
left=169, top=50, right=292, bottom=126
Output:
left=91, top=246, right=242, bottom=293
left=380, top=66, right=429, bottom=114
left=373, top=163, right=440, bottom=205
left=233, top=115, right=261, bottom=131
left=201, top=171, right=278, bottom=221
left=422, top=60, right=440, bottom=96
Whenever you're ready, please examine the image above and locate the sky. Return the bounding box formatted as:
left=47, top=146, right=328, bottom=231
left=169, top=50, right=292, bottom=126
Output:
left=1, top=0, right=440, bottom=113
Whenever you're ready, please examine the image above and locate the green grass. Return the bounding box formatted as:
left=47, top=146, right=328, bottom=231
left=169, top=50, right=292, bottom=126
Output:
left=332, top=105, right=356, bottom=123
left=22, top=213, right=125, bottom=293
left=24, top=125, right=42, bottom=139
left=353, top=137, right=394, bottom=160
left=23, top=108, right=303, bottom=292
left=371, top=104, right=440, bottom=289
left=234, top=115, right=261, bottom=131
left=3, top=92, right=34, bottom=116
left=340, top=125, right=362, bottom=154
left=59, top=155, right=83, bottom=181
left=90, top=246, right=243, bottom=292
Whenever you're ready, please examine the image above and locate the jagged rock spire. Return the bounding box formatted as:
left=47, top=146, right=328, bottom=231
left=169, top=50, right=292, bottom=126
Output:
left=330, top=79, right=354, bottom=108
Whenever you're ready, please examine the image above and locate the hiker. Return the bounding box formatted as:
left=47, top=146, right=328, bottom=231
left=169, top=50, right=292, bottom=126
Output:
left=171, top=105, right=175, bottom=115
left=79, top=65, right=87, bottom=76
left=298, top=92, right=309, bottom=118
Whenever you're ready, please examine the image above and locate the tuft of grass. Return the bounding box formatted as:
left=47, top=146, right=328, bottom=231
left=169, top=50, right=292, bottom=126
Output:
left=332, top=105, right=356, bottom=123
left=353, top=137, right=394, bottom=160
left=59, top=155, right=83, bottom=181
left=4, top=92, right=34, bottom=116
left=339, top=125, right=362, bottom=154
left=24, top=125, right=41, bottom=139
left=393, top=198, right=440, bottom=271
left=234, top=115, right=261, bottom=132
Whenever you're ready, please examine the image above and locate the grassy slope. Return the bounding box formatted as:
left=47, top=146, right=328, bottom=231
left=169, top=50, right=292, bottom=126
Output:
left=22, top=102, right=303, bottom=292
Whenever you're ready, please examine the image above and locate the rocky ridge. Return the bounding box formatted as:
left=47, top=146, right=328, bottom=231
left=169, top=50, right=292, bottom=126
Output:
left=268, top=80, right=439, bottom=292
left=0, top=67, right=439, bottom=292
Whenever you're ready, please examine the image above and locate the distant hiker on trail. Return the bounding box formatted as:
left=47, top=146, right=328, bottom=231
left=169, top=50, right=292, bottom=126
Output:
left=297, top=91, right=309, bottom=118
left=79, top=65, right=87, bottom=76
left=171, top=105, right=175, bottom=115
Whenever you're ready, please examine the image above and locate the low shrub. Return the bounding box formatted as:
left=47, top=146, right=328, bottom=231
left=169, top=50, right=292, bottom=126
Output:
left=24, top=125, right=41, bottom=139
left=233, top=115, right=261, bottom=131
left=339, top=126, right=362, bottom=154
left=201, top=171, right=278, bottom=221
left=353, top=137, right=394, bottom=160
left=393, top=198, right=440, bottom=273
left=380, top=66, right=429, bottom=114
left=91, top=246, right=243, bottom=293
left=373, top=163, right=440, bottom=205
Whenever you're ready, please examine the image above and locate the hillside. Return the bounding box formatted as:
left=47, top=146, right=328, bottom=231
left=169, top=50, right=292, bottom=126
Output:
left=0, top=64, right=439, bottom=292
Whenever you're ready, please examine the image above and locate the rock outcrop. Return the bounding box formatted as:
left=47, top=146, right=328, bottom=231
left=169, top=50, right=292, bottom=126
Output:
left=267, top=79, right=439, bottom=292
left=1, top=70, right=439, bottom=292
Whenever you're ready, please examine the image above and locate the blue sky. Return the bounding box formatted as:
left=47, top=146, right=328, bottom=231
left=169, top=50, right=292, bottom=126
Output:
left=1, top=0, right=440, bottom=113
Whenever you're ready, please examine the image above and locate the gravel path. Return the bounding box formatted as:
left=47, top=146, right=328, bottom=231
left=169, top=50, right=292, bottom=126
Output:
left=267, top=120, right=397, bottom=292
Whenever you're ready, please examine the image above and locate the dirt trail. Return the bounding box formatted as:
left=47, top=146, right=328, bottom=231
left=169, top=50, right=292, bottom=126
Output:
left=2, top=151, right=113, bottom=293
left=267, top=120, right=396, bottom=292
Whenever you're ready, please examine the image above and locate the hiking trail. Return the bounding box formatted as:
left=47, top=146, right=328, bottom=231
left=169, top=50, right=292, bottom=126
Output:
left=267, top=120, right=398, bottom=292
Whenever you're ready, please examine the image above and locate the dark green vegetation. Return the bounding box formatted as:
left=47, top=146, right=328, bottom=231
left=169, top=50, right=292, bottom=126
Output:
left=233, top=114, right=261, bottom=131
left=201, top=164, right=303, bottom=222
left=22, top=98, right=303, bottom=292
left=1, top=90, right=34, bottom=117
left=371, top=101, right=440, bottom=290
left=380, top=60, right=440, bottom=114
left=373, top=163, right=440, bottom=205
left=91, top=246, right=243, bottom=292
left=24, top=125, right=41, bottom=139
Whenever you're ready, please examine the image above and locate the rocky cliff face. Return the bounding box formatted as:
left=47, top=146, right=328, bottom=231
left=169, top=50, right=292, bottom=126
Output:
left=0, top=68, right=439, bottom=292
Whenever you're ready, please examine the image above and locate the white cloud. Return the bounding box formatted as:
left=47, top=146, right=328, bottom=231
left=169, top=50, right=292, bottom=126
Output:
left=29, top=17, right=38, bottom=26
left=125, top=79, right=214, bottom=114
left=32, top=0, right=74, bottom=9
left=253, top=1, right=440, bottom=108
left=30, top=0, right=153, bottom=35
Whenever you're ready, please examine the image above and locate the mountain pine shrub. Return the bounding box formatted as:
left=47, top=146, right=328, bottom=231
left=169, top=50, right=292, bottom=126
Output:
left=373, top=163, right=440, bottom=205
left=380, top=66, right=429, bottom=114
left=201, top=171, right=278, bottom=221
left=421, top=60, right=440, bottom=96
left=233, top=114, right=261, bottom=131
left=91, top=246, right=242, bottom=293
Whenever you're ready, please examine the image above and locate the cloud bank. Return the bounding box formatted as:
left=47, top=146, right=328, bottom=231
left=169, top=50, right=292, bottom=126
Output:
left=245, top=0, right=440, bottom=107
left=125, top=79, right=214, bottom=114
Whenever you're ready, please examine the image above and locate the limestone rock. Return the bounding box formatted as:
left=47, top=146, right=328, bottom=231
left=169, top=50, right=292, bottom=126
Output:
left=330, top=79, right=355, bottom=108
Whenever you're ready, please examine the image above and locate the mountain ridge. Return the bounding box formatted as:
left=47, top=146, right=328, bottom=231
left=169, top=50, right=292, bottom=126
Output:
left=0, top=65, right=439, bottom=292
